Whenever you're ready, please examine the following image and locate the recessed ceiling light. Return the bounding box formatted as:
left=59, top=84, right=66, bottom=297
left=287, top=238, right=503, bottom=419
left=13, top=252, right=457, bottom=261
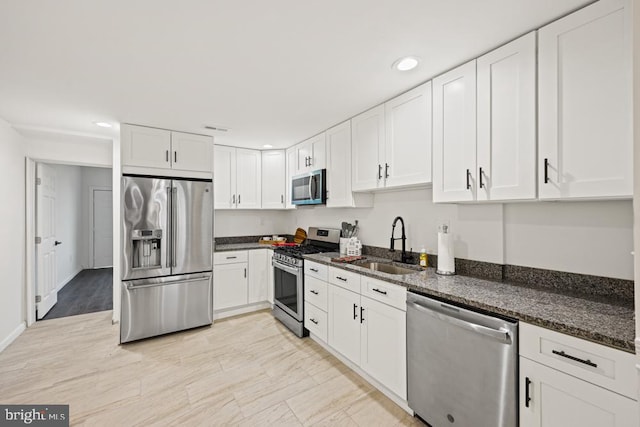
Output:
left=392, top=56, right=420, bottom=71
left=93, top=121, right=112, bottom=128
left=263, top=144, right=273, bottom=149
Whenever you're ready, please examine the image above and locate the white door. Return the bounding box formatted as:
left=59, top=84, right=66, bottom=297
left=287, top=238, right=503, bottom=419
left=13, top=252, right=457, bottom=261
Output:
left=384, top=81, right=433, bottom=188
left=308, top=132, right=326, bottom=170
left=477, top=31, right=537, bottom=201
left=326, top=121, right=353, bottom=207
left=261, top=150, right=286, bottom=209
left=285, top=147, right=297, bottom=209
left=360, top=296, right=407, bottom=399
left=248, top=250, right=268, bottom=304
left=235, top=149, right=262, bottom=209
left=433, top=60, right=477, bottom=203
left=351, top=105, right=385, bottom=191
left=213, top=145, right=237, bottom=209
left=327, top=284, right=361, bottom=365
left=36, top=163, right=58, bottom=319
left=171, top=132, right=213, bottom=173
left=213, top=263, right=248, bottom=310
left=92, top=189, right=113, bottom=268
left=121, top=124, right=172, bottom=169
left=538, top=0, right=631, bottom=199
left=519, top=357, right=638, bottom=427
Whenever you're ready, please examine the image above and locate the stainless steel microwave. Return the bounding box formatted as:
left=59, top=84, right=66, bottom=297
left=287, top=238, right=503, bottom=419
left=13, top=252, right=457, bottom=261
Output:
left=291, top=169, right=326, bottom=205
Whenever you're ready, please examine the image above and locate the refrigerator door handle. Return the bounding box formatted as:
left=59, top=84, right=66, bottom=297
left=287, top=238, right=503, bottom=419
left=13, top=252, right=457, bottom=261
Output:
left=172, top=187, right=178, bottom=268
left=166, top=186, right=172, bottom=268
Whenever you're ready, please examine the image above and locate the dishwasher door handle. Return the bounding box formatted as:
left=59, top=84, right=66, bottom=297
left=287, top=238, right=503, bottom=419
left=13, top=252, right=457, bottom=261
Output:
left=407, top=301, right=512, bottom=344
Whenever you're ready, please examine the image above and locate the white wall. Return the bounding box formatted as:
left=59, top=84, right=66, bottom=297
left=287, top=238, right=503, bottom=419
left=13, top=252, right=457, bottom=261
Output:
left=214, top=210, right=293, bottom=238
left=288, top=188, right=634, bottom=280
left=0, top=119, right=26, bottom=350
left=50, top=164, right=83, bottom=288
left=24, top=132, right=112, bottom=167
left=80, top=167, right=112, bottom=267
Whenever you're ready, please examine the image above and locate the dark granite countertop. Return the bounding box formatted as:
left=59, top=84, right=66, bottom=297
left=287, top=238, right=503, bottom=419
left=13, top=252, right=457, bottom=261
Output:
left=215, top=242, right=274, bottom=252
left=304, top=252, right=635, bottom=353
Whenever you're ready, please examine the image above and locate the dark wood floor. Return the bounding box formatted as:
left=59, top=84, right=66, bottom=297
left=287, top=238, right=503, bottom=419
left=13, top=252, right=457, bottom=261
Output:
left=41, top=268, right=113, bottom=321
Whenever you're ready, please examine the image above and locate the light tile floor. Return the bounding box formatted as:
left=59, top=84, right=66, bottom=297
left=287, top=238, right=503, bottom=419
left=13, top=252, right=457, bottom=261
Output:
left=0, top=310, right=422, bottom=426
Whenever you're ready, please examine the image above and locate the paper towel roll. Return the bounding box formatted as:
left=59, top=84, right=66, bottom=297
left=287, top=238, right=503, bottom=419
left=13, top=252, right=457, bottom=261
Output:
left=437, top=232, right=455, bottom=275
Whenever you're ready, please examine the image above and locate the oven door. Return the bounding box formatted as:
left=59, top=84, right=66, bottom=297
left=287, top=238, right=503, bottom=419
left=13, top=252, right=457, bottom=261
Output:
left=273, top=259, right=303, bottom=321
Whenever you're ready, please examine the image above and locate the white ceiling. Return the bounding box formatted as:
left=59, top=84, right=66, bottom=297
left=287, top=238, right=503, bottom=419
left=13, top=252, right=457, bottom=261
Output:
left=0, top=0, right=592, bottom=149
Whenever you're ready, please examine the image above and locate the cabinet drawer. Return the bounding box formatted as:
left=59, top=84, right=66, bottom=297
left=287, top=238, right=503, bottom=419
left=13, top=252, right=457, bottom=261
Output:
left=305, top=261, right=328, bottom=281
left=214, top=250, right=248, bottom=265
left=305, top=276, right=328, bottom=311
left=328, top=267, right=361, bottom=292
left=361, top=276, right=407, bottom=311
left=520, top=322, right=637, bottom=399
left=305, top=302, right=327, bottom=342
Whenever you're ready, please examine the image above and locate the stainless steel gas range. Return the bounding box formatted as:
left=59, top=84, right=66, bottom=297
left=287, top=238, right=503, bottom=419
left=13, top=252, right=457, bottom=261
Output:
left=272, top=227, right=340, bottom=337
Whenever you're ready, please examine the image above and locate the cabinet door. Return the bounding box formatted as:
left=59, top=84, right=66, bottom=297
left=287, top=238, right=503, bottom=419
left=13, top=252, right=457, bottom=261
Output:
left=213, top=263, right=248, bottom=310
left=384, top=82, right=432, bottom=188
left=520, top=357, right=638, bottom=427
left=295, top=140, right=312, bottom=175
left=309, top=132, right=326, bottom=170
left=267, top=249, right=274, bottom=304
left=213, top=146, right=237, bottom=209
left=538, top=0, right=631, bottom=199
left=261, top=150, right=286, bottom=209
left=285, top=147, right=297, bottom=209
left=326, top=121, right=354, bottom=207
left=360, top=296, right=407, bottom=399
left=235, top=148, right=262, bottom=209
left=248, top=249, right=268, bottom=304
left=171, top=132, right=213, bottom=173
left=432, top=60, right=477, bottom=203
left=327, top=284, right=361, bottom=365
left=477, top=32, right=536, bottom=201
left=351, top=105, right=384, bottom=191
left=121, top=124, right=172, bottom=169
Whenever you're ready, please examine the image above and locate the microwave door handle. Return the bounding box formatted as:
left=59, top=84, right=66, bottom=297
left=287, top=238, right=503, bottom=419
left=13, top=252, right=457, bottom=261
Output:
left=310, top=175, right=317, bottom=200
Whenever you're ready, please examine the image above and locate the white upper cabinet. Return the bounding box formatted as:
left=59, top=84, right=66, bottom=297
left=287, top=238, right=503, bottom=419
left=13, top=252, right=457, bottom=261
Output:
left=538, top=0, right=631, bottom=199
left=235, top=148, right=262, bottom=209
left=285, top=147, right=296, bottom=209
left=384, top=82, right=432, bottom=188
left=122, top=124, right=213, bottom=174
left=433, top=60, right=477, bottom=203
left=170, top=132, right=213, bottom=173
left=477, top=31, right=537, bottom=201
left=351, top=105, right=385, bottom=191
left=261, top=150, right=286, bottom=209
left=213, top=146, right=261, bottom=210
left=295, top=133, right=326, bottom=175
left=326, top=121, right=373, bottom=208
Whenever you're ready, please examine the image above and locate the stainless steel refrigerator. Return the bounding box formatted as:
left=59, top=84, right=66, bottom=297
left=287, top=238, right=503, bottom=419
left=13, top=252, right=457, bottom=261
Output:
left=120, top=175, right=213, bottom=343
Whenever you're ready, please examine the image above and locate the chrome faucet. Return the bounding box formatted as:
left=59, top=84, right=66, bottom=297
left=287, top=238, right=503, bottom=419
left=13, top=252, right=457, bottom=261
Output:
left=390, top=216, right=411, bottom=263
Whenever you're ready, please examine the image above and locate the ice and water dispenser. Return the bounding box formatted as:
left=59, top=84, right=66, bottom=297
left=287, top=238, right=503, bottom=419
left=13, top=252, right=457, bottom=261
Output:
left=131, top=229, right=162, bottom=269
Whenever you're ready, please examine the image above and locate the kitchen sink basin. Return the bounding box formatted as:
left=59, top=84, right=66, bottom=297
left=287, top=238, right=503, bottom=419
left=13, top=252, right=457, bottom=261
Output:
left=356, top=262, right=417, bottom=275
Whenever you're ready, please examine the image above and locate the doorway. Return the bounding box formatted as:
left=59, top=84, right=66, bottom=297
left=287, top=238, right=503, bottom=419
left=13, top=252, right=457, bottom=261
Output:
left=34, top=163, right=113, bottom=321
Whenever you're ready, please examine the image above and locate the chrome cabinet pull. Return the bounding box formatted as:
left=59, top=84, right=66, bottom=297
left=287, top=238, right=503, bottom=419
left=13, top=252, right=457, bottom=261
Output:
left=552, top=350, right=598, bottom=368
left=372, top=288, right=387, bottom=295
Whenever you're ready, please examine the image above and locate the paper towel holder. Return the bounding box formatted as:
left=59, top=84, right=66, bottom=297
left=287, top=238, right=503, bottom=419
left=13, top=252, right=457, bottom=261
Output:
left=436, top=224, right=456, bottom=276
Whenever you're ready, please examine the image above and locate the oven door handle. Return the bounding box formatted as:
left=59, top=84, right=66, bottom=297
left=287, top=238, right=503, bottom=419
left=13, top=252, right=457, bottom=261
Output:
left=272, top=259, right=302, bottom=276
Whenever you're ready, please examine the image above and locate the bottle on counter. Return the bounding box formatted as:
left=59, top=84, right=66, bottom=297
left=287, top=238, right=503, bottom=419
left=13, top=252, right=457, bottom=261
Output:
left=419, top=247, right=428, bottom=268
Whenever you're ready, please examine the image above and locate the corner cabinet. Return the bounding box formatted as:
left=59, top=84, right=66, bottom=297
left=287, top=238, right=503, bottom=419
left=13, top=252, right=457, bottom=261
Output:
left=213, top=145, right=261, bottom=210
left=121, top=124, right=213, bottom=174
left=351, top=82, right=432, bottom=192
left=538, top=0, right=632, bottom=200
left=261, top=150, right=286, bottom=209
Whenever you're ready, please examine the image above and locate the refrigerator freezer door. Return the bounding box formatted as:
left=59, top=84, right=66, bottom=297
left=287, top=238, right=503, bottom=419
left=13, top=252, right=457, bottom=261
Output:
left=122, top=176, right=172, bottom=280
left=120, top=273, right=213, bottom=343
left=171, top=179, right=213, bottom=275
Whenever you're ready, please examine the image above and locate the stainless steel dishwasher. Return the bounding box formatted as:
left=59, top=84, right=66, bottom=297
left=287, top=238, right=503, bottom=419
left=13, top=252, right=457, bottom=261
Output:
left=407, top=291, right=518, bottom=427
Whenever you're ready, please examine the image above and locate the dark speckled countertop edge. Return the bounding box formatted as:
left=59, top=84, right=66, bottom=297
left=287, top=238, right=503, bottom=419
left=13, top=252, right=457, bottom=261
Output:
left=214, top=242, right=274, bottom=252
left=303, top=252, right=635, bottom=354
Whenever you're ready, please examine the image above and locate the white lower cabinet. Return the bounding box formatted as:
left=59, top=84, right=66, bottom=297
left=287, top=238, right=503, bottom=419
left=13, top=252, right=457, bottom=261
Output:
left=520, top=357, right=638, bottom=427
left=248, top=249, right=268, bottom=304
left=213, top=262, right=248, bottom=310
left=326, top=277, right=407, bottom=400
left=214, top=249, right=271, bottom=313
left=267, top=249, right=274, bottom=305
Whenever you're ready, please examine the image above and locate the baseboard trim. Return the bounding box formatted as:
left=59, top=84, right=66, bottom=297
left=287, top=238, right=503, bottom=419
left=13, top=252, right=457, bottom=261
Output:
left=308, top=332, right=413, bottom=416
left=56, top=266, right=83, bottom=293
left=0, top=322, right=26, bottom=353
left=213, top=302, right=271, bottom=320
